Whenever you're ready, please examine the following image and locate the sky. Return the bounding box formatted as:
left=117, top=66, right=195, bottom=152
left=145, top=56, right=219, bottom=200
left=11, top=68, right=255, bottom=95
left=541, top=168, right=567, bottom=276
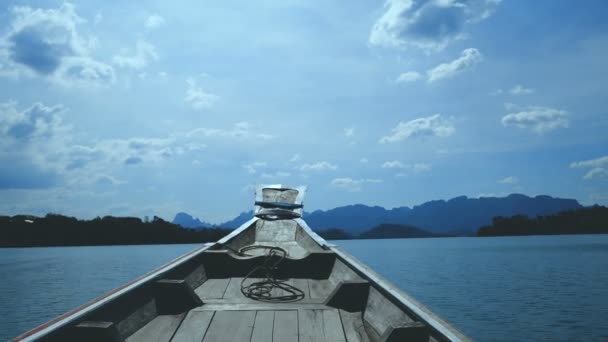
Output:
left=0, top=0, right=607, bottom=223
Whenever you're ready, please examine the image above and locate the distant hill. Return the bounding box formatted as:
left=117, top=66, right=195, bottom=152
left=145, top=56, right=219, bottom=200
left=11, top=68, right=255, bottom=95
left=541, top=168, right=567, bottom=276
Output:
left=304, top=194, right=581, bottom=234
left=172, top=212, right=213, bottom=228
left=359, top=224, right=436, bottom=239
left=219, top=210, right=254, bottom=229
left=173, top=194, right=582, bottom=235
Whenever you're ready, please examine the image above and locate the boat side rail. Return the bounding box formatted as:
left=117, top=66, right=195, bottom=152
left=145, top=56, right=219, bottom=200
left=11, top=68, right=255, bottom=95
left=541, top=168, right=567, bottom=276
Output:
left=330, top=246, right=472, bottom=342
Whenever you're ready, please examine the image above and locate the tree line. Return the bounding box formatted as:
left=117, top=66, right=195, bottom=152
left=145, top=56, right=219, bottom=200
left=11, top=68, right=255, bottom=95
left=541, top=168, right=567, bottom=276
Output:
left=0, top=214, right=232, bottom=247
left=477, top=205, right=608, bottom=236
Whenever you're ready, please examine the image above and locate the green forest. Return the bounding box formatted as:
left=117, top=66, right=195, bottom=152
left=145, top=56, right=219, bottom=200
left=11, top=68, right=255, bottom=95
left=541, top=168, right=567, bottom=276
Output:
left=0, top=214, right=231, bottom=247
left=478, top=206, right=608, bottom=236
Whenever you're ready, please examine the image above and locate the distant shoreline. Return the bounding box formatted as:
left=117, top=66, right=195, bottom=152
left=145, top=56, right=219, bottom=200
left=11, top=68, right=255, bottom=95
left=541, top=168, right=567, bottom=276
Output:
left=2, top=206, right=607, bottom=247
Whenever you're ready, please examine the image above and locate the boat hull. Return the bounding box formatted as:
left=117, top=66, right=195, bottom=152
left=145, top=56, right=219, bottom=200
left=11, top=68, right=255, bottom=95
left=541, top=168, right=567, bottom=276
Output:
left=14, top=216, right=470, bottom=342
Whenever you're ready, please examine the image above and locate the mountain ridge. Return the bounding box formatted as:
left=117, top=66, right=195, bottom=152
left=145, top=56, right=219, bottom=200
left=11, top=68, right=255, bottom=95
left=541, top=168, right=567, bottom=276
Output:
left=172, top=193, right=582, bottom=235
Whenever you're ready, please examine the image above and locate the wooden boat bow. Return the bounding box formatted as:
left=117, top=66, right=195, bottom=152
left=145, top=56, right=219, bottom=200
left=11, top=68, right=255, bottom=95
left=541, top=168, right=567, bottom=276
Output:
left=14, top=184, right=471, bottom=342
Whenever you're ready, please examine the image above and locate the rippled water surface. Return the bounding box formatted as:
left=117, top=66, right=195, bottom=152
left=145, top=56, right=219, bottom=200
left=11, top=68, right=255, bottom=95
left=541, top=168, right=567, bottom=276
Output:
left=1, top=235, right=607, bottom=341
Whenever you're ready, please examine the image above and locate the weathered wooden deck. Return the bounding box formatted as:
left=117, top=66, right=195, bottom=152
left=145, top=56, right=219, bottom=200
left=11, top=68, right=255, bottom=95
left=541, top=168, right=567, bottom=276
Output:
left=127, top=300, right=366, bottom=342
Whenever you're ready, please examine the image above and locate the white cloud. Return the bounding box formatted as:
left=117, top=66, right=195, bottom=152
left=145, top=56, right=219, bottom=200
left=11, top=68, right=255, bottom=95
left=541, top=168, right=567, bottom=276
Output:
left=498, top=176, right=518, bottom=184
left=145, top=14, right=166, bottom=30
left=396, top=71, right=423, bottom=83
left=0, top=3, right=114, bottom=86
left=344, top=127, right=355, bottom=137
left=583, top=168, right=608, bottom=180
left=243, top=161, right=266, bottom=174
left=186, top=122, right=274, bottom=141
left=369, top=0, right=500, bottom=52
left=501, top=106, right=569, bottom=133
left=381, top=160, right=405, bottom=169
left=331, top=178, right=382, bottom=192
left=261, top=171, right=291, bottom=178
left=289, top=154, right=301, bottom=163
left=382, top=161, right=431, bottom=173
left=380, top=114, right=454, bottom=143
left=509, top=84, right=534, bottom=95
left=570, top=156, right=608, bottom=169
left=185, top=78, right=219, bottom=110
left=427, top=48, right=483, bottom=82
left=411, top=163, right=431, bottom=172
left=570, top=156, right=608, bottom=180
left=113, top=41, right=158, bottom=70
left=359, top=158, right=369, bottom=163
left=300, top=161, right=338, bottom=172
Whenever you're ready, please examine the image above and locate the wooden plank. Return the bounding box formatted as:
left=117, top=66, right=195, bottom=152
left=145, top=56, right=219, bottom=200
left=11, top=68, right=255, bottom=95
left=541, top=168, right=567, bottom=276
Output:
left=291, top=278, right=310, bottom=299
left=273, top=310, right=298, bottom=342
left=192, top=303, right=331, bottom=312
left=323, top=310, right=347, bottom=342
left=126, top=314, right=184, bottom=342
left=170, top=311, right=214, bottom=342
left=339, top=310, right=370, bottom=342
left=194, top=278, right=230, bottom=300
left=250, top=311, right=274, bottom=342
left=271, top=278, right=291, bottom=298
left=298, top=309, right=325, bottom=342
left=202, top=310, right=255, bottom=342
left=308, top=279, right=335, bottom=300
left=223, top=277, right=245, bottom=300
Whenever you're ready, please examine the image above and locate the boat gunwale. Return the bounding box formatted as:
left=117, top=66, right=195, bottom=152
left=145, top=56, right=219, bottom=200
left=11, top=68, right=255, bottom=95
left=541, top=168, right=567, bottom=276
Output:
left=330, top=245, right=472, bottom=342
left=294, top=217, right=471, bottom=342
left=12, top=245, right=210, bottom=341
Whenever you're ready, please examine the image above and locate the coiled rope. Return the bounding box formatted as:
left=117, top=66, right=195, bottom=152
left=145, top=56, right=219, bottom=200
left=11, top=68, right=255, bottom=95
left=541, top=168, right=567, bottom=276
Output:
left=239, top=245, right=305, bottom=302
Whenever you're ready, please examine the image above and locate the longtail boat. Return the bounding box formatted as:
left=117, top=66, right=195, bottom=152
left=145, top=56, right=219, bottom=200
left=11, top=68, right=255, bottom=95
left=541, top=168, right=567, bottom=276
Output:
left=14, top=185, right=470, bottom=342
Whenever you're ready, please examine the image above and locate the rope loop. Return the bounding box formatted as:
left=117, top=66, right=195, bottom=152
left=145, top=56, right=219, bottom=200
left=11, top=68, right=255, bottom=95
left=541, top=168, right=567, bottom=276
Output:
left=239, top=245, right=305, bottom=302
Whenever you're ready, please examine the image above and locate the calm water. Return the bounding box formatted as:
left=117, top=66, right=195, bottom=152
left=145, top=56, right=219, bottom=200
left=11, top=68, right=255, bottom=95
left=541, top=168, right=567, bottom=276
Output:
left=1, top=235, right=607, bottom=341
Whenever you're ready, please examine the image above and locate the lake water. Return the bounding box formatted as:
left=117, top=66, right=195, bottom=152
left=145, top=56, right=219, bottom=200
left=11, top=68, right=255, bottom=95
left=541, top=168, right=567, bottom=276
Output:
left=1, top=235, right=607, bottom=341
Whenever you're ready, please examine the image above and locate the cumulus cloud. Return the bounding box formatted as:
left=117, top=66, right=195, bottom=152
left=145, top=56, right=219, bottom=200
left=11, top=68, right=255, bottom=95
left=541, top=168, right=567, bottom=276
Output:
left=570, top=156, right=608, bottom=180
left=124, top=156, right=143, bottom=165
left=331, top=178, right=382, bottom=192
left=369, top=0, right=500, bottom=52
left=0, top=101, right=67, bottom=142
left=344, top=127, right=355, bottom=137
left=187, top=122, right=274, bottom=141
left=261, top=171, right=291, bottom=178
left=0, top=3, right=114, bottom=85
left=289, top=154, right=301, bottom=163
left=427, top=48, right=482, bottom=82
left=243, top=161, right=267, bottom=174
left=583, top=168, right=608, bottom=180
left=498, top=176, right=518, bottom=184
left=145, top=14, right=166, bottom=30
left=185, top=77, right=219, bottom=110
left=570, top=156, right=608, bottom=169
left=509, top=84, right=534, bottom=95
left=396, top=71, right=423, bottom=83
left=382, top=161, right=431, bottom=174
left=300, top=161, right=338, bottom=172
left=0, top=101, right=72, bottom=188
left=501, top=106, right=569, bottom=133
left=113, top=40, right=158, bottom=70
left=381, top=160, right=406, bottom=169
left=380, top=114, right=454, bottom=143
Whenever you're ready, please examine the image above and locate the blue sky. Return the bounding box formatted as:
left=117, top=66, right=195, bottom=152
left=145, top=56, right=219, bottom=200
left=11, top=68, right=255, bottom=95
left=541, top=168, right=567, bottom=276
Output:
left=0, top=0, right=607, bottom=223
